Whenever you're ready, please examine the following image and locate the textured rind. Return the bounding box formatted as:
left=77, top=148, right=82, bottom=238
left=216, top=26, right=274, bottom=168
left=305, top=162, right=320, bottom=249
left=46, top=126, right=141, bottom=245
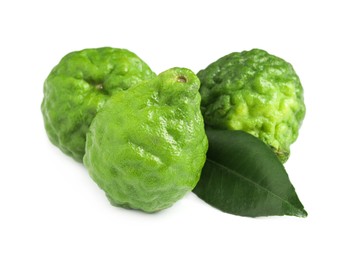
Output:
left=84, top=68, right=208, bottom=212
left=197, top=49, right=305, bottom=162
left=41, top=47, right=156, bottom=162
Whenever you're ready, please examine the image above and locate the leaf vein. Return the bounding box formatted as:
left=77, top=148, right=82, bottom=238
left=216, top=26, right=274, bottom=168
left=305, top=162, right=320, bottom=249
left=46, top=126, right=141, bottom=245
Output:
left=206, top=158, right=300, bottom=211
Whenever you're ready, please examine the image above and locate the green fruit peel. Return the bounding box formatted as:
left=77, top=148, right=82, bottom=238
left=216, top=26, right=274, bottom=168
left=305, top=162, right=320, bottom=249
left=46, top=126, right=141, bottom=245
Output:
left=41, top=47, right=156, bottom=162
left=83, top=68, right=208, bottom=212
left=197, top=49, right=306, bottom=162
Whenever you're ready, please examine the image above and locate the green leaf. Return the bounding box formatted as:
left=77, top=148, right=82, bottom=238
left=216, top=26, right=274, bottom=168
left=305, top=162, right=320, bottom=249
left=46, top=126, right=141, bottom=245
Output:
left=193, top=128, right=307, bottom=217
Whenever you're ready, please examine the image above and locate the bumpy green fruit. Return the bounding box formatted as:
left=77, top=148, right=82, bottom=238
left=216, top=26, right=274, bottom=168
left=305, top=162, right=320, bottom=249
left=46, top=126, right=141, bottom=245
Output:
left=41, top=47, right=156, bottom=162
left=198, top=49, right=305, bottom=162
left=84, top=68, right=208, bottom=212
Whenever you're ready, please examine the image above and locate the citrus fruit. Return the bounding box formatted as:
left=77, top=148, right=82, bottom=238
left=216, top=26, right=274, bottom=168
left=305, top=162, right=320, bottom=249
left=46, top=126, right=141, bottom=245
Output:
left=197, top=49, right=305, bottom=162
left=41, top=47, right=156, bottom=162
left=84, top=68, right=208, bottom=212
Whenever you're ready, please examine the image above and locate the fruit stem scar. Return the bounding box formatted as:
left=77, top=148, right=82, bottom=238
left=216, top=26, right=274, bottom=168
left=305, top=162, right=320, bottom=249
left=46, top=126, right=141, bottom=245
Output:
left=96, top=84, right=103, bottom=90
left=177, top=75, right=187, bottom=83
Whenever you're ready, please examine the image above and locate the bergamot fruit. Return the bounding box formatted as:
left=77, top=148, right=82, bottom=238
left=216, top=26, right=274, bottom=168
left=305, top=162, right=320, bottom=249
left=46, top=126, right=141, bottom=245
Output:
left=83, top=67, right=208, bottom=212
left=198, top=49, right=305, bottom=162
left=41, top=47, right=156, bottom=162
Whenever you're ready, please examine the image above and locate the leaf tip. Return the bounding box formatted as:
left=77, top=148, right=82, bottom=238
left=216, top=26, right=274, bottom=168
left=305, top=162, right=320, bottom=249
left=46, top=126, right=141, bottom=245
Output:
left=296, top=208, right=308, bottom=218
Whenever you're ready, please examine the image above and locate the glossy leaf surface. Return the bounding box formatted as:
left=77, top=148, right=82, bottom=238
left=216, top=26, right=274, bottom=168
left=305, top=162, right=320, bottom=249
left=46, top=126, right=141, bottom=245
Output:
left=193, top=129, right=307, bottom=217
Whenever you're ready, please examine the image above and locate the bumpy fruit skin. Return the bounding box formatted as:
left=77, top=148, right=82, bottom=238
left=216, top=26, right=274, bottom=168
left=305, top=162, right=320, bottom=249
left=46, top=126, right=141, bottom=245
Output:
left=84, top=68, right=208, bottom=212
left=198, top=49, right=305, bottom=162
left=41, top=47, right=156, bottom=162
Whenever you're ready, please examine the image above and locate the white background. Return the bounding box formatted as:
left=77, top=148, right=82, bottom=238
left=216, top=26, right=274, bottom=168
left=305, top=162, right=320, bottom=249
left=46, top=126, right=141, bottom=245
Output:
left=1, top=0, right=344, bottom=259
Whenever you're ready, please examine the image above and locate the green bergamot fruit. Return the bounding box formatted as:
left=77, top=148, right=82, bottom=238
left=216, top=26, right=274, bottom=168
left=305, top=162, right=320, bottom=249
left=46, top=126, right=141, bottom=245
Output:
left=84, top=68, right=208, bottom=212
left=197, top=49, right=305, bottom=162
left=41, top=47, right=156, bottom=162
